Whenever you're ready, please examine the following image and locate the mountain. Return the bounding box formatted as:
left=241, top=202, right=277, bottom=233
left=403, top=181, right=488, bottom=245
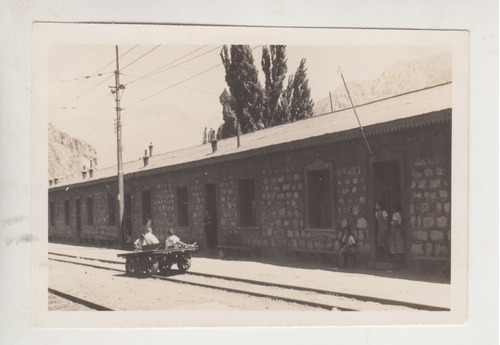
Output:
left=313, top=53, right=452, bottom=115
left=49, top=123, right=98, bottom=182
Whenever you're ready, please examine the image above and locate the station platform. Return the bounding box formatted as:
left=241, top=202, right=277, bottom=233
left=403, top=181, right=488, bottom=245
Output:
left=48, top=242, right=451, bottom=310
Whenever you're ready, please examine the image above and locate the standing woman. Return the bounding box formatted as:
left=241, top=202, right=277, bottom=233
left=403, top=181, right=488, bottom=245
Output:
left=375, top=201, right=390, bottom=258
left=145, top=215, right=152, bottom=233
left=389, top=203, right=405, bottom=259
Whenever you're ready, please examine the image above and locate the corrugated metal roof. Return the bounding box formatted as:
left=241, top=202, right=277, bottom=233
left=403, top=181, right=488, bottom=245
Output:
left=50, top=82, right=452, bottom=189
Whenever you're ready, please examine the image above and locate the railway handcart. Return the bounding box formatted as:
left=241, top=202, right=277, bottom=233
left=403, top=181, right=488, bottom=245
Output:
left=117, top=243, right=198, bottom=276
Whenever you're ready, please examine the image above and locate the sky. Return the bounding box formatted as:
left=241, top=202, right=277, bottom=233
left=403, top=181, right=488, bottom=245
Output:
left=48, top=44, right=451, bottom=169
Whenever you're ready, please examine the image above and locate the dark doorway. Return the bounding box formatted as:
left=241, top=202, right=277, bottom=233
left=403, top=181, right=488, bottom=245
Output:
left=204, top=183, right=218, bottom=248
left=373, top=160, right=402, bottom=212
left=75, top=199, right=82, bottom=241
left=141, top=191, right=152, bottom=226
left=125, top=193, right=133, bottom=239
left=373, top=160, right=402, bottom=257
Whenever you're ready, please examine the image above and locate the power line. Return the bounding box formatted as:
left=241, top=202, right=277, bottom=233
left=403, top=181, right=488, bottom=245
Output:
left=50, top=45, right=139, bottom=104
left=120, top=45, right=161, bottom=71
left=124, top=64, right=222, bottom=109
left=121, top=73, right=219, bottom=95
left=124, top=45, right=261, bottom=110
left=50, top=44, right=148, bottom=115
left=125, top=45, right=209, bottom=84
left=55, top=71, right=115, bottom=83
left=124, top=45, right=222, bottom=87
left=52, top=74, right=115, bottom=114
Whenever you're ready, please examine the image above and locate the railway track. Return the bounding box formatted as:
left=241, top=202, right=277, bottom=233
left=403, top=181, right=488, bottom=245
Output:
left=48, top=252, right=448, bottom=312
left=49, top=288, right=114, bottom=311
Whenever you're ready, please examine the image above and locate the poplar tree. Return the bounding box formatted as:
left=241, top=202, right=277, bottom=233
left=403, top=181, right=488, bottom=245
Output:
left=287, top=58, right=314, bottom=122
left=220, top=45, right=264, bottom=133
left=202, top=127, right=208, bottom=144
left=217, top=89, right=237, bottom=139
left=261, top=45, right=288, bottom=127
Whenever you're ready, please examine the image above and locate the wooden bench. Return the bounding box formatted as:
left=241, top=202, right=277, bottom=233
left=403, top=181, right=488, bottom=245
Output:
left=217, top=245, right=261, bottom=258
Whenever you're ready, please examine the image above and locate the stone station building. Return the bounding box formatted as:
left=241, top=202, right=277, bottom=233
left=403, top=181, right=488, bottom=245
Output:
left=48, top=83, right=452, bottom=274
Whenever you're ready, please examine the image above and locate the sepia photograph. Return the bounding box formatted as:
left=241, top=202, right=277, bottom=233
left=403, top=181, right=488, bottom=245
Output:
left=2, top=0, right=499, bottom=342
left=1, top=0, right=497, bottom=343
left=31, top=24, right=470, bottom=328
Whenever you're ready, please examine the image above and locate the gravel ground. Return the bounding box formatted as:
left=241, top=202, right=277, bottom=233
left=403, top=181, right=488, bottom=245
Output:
left=48, top=243, right=451, bottom=310
left=48, top=293, right=94, bottom=311
left=49, top=259, right=326, bottom=311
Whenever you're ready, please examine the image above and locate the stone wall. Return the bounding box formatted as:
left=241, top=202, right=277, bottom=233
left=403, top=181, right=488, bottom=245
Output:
left=48, top=183, right=119, bottom=242
left=48, top=118, right=451, bottom=273
left=336, top=164, right=370, bottom=256
left=407, top=156, right=451, bottom=258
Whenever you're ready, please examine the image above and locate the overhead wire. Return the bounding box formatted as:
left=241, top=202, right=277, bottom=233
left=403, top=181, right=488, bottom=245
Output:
left=49, top=45, right=139, bottom=104
left=55, top=71, right=115, bottom=83
left=120, top=45, right=162, bottom=71
left=120, top=73, right=220, bottom=96
left=124, top=45, right=209, bottom=85
left=124, top=45, right=222, bottom=87
left=124, top=45, right=262, bottom=110
left=51, top=44, right=161, bottom=118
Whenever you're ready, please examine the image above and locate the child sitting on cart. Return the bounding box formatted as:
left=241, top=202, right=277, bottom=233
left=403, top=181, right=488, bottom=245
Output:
left=165, top=228, right=197, bottom=249
left=134, top=234, right=146, bottom=250
left=144, top=227, right=159, bottom=245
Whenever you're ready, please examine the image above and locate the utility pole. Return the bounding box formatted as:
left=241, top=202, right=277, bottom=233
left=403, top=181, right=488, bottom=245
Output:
left=111, top=45, right=125, bottom=247
left=338, top=68, right=373, bottom=157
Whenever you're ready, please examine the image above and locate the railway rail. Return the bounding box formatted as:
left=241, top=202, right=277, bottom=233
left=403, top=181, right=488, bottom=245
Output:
left=49, top=288, right=114, bottom=311
left=48, top=252, right=448, bottom=312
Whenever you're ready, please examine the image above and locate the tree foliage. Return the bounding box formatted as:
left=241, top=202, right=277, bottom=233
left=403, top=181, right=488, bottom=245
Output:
left=220, top=45, right=264, bottom=134
left=202, top=127, right=208, bottom=144
left=217, top=89, right=237, bottom=139
left=214, top=45, right=314, bottom=141
left=287, top=58, right=314, bottom=122
left=261, top=45, right=288, bottom=127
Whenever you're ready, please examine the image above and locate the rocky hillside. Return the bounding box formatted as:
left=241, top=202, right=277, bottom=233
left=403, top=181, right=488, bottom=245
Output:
left=314, top=53, right=452, bottom=115
left=49, top=123, right=98, bottom=182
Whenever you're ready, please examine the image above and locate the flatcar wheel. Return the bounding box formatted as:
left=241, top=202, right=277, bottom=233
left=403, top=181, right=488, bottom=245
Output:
left=140, top=256, right=156, bottom=275
left=125, top=257, right=138, bottom=276
left=159, top=261, right=172, bottom=273
left=177, top=253, right=191, bottom=272
left=151, top=258, right=159, bottom=275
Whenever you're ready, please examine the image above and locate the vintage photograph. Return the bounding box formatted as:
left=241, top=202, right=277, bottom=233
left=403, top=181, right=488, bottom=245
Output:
left=35, top=24, right=468, bottom=327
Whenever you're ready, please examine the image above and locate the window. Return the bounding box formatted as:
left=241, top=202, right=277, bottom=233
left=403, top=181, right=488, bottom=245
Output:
left=238, top=178, right=256, bottom=227
left=306, top=169, right=332, bottom=228
left=64, top=200, right=70, bottom=225
left=176, top=186, right=189, bottom=226
left=49, top=202, right=55, bottom=226
left=142, top=191, right=152, bottom=225
left=108, top=195, right=116, bottom=226
left=86, top=198, right=94, bottom=225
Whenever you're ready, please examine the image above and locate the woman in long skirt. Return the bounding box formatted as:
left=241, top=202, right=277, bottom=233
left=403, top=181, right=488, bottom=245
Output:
left=389, top=203, right=405, bottom=259
left=375, top=201, right=389, bottom=258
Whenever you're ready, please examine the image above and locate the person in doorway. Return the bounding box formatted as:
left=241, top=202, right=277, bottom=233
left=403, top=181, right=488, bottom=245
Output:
left=144, top=227, right=159, bottom=245
left=338, top=227, right=357, bottom=269
left=134, top=234, right=146, bottom=250
left=165, top=228, right=188, bottom=248
left=203, top=210, right=215, bottom=248
left=145, top=215, right=152, bottom=233
left=375, top=201, right=390, bottom=258
left=389, top=203, right=405, bottom=259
